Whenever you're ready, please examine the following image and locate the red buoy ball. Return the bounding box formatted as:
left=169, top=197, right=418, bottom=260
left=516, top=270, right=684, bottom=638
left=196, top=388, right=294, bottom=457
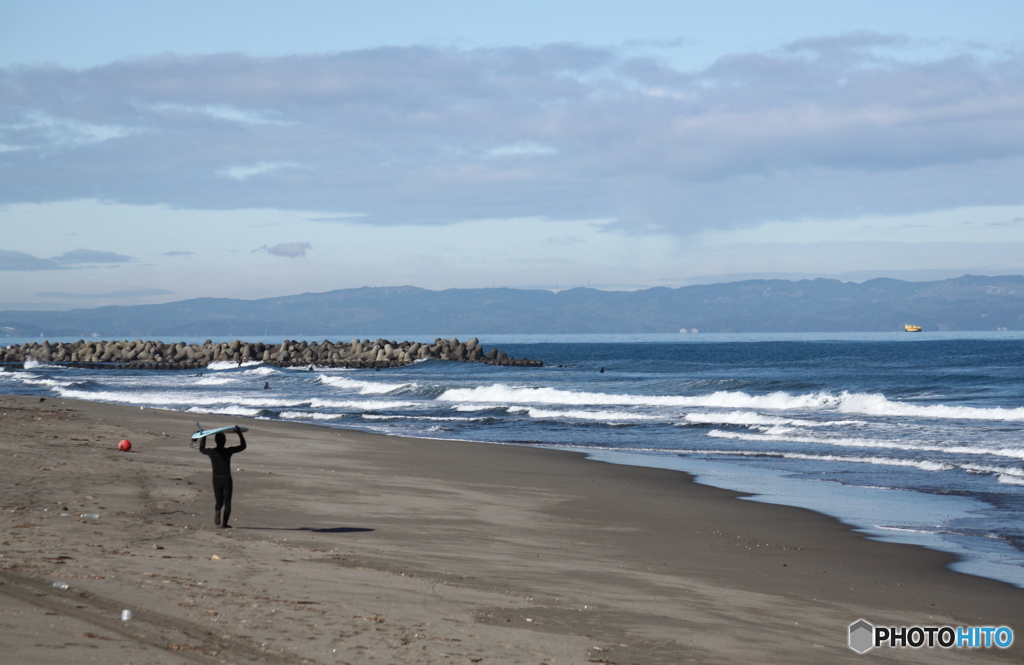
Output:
left=118, top=439, right=132, bottom=452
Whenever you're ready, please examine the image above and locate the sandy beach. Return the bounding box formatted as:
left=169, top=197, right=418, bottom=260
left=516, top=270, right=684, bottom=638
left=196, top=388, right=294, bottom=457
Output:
left=1, top=392, right=1021, bottom=664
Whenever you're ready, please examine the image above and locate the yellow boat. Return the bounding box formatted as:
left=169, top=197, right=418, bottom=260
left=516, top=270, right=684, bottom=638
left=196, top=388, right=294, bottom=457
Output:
left=904, top=324, right=922, bottom=332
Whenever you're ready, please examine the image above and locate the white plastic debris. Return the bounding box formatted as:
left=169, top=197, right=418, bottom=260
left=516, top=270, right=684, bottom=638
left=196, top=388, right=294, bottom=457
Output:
left=121, top=610, right=133, bottom=621
left=52, top=582, right=69, bottom=590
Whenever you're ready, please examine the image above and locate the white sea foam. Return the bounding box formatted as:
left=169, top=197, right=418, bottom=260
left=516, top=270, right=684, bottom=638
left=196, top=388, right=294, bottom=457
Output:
left=186, top=405, right=262, bottom=416
left=508, top=407, right=661, bottom=422
left=873, top=525, right=938, bottom=534
left=207, top=360, right=263, bottom=370
left=543, top=443, right=686, bottom=455
left=53, top=387, right=309, bottom=408
left=18, top=376, right=78, bottom=388
left=959, top=463, right=1024, bottom=479
left=438, top=384, right=841, bottom=410
left=51, top=389, right=419, bottom=412
left=240, top=366, right=277, bottom=377
left=681, top=411, right=862, bottom=427
left=677, top=448, right=954, bottom=472
left=361, top=414, right=487, bottom=422
left=835, top=392, right=1024, bottom=421
left=317, top=374, right=409, bottom=394
left=194, top=377, right=236, bottom=386
left=438, top=384, right=1024, bottom=422
left=706, top=429, right=1024, bottom=460
left=307, top=398, right=419, bottom=410
left=279, top=411, right=346, bottom=420
left=759, top=425, right=797, bottom=436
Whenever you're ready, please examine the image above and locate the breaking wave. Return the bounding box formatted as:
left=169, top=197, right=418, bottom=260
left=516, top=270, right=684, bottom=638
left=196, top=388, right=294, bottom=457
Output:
left=706, top=429, right=1024, bottom=460
left=507, top=406, right=662, bottom=422
left=279, top=411, right=346, bottom=421
left=194, top=376, right=237, bottom=386
left=438, top=385, right=1024, bottom=421
left=307, top=397, right=420, bottom=410
left=680, top=411, right=861, bottom=427
left=361, top=414, right=489, bottom=422
left=53, top=387, right=309, bottom=408
left=317, top=374, right=410, bottom=394
left=186, top=405, right=263, bottom=417
left=240, top=366, right=278, bottom=377
left=207, top=360, right=264, bottom=370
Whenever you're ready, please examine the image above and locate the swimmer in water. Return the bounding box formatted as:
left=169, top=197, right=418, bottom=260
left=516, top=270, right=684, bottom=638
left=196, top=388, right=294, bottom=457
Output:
left=199, top=426, right=246, bottom=528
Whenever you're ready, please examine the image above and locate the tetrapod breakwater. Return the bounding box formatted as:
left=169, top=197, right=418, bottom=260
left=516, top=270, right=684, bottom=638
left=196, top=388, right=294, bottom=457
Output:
left=2, top=338, right=543, bottom=370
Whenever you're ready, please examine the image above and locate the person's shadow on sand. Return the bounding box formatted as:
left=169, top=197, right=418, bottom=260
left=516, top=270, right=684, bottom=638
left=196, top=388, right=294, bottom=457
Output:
left=237, top=526, right=374, bottom=534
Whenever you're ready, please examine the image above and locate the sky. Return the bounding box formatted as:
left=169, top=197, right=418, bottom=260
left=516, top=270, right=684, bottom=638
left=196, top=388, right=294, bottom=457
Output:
left=2, top=1, right=1024, bottom=309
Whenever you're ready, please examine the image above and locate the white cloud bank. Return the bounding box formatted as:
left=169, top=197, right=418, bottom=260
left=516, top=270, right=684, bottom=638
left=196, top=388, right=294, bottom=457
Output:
left=219, top=161, right=302, bottom=180
left=0, top=248, right=133, bottom=270
left=260, top=242, right=311, bottom=258
left=1, top=35, right=1022, bottom=236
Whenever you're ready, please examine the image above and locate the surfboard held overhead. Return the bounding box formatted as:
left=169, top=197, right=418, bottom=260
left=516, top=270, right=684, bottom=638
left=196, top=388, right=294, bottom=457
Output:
left=192, top=425, right=249, bottom=440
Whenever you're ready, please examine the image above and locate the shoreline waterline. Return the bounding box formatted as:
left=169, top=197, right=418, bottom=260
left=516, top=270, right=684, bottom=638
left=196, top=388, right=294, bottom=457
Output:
left=583, top=450, right=1024, bottom=589
left=4, top=333, right=1022, bottom=593
left=5, top=383, right=1022, bottom=589
left=5, top=392, right=1023, bottom=662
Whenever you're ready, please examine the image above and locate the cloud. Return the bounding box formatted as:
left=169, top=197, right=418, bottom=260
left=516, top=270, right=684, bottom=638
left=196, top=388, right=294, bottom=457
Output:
left=304, top=212, right=368, bottom=222
left=0, top=248, right=134, bottom=270
left=1, top=112, right=133, bottom=151
left=487, top=142, right=557, bottom=157
left=2, top=38, right=1024, bottom=234
left=545, top=235, right=585, bottom=245
left=258, top=242, right=311, bottom=258
left=219, top=161, right=302, bottom=180
left=0, top=249, right=60, bottom=270
left=149, top=103, right=291, bottom=125
left=161, top=250, right=194, bottom=256
left=37, top=288, right=174, bottom=298
left=54, top=249, right=133, bottom=264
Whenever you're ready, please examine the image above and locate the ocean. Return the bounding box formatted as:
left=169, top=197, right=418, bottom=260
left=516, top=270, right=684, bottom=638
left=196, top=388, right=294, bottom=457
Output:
left=3, top=332, right=1023, bottom=588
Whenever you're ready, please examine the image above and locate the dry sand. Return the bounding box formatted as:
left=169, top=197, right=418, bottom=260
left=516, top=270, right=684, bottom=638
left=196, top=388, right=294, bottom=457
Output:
left=1, top=393, right=1021, bottom=664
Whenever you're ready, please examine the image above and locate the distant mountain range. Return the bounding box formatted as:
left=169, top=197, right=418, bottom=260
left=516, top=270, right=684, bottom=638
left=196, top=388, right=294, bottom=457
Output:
left=2, top=275, right=1023, bottom=337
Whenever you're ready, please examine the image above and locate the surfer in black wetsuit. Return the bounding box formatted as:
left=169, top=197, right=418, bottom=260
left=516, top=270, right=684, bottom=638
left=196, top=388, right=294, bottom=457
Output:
left=199, top=427, right=246, bottom=528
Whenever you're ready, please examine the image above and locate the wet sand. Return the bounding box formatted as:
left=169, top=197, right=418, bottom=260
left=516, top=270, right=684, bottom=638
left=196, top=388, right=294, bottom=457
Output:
left=1, top=393, right=1021, bottom=664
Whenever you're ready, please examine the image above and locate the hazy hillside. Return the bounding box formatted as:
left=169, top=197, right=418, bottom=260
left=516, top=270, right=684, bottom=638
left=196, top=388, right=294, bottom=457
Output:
left=2, top=275, right=1022, bottom=337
